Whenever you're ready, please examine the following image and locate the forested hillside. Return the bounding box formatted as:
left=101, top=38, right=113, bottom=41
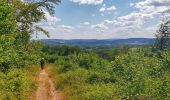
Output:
left=42, top=38, right=155, bottom=46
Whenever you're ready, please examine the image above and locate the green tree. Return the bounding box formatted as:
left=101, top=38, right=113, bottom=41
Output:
left=0, top=0, right=17, bottom=72
left=155, top=16, right=170, bottom=50
left=0, top=0, right=61, bottom=71
left=7, top=0, right=61, bottom=44
left=0, top=0, right=16, bottom=35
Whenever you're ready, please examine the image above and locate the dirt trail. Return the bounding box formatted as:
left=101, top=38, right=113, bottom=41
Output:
left=36, top=70, right=62, bottom=100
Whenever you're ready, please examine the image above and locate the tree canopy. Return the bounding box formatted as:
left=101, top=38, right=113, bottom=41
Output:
left=155, top=17, right=170, bottom=50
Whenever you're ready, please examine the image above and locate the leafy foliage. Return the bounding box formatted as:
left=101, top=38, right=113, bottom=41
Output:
left=155, top=17, right=170, bottom=50
left=0, top=0, right=59, bottom=99
left=1, top=0, right=170, bottom=99
left=0, top=68, right=36, bottom=100
left=44, top=45, right=170, bottom=100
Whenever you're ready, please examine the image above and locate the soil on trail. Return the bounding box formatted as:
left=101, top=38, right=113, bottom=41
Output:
left=36, top=70, right=62, bottom=100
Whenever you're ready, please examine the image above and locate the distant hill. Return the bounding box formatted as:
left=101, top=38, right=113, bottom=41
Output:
left=42, top=38, right=155, bottom=46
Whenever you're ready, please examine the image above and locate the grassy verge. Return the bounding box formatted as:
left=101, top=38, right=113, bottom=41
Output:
left=26, top=65, right=41, bottom=100
left=46, top=64, right=66, bottom=99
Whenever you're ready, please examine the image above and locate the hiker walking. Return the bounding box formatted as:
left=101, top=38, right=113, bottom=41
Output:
left=40, top=58, right=45, bottom=70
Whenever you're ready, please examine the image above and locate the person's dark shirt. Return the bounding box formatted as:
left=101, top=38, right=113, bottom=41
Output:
left=40, top=59, right=45, bottom=66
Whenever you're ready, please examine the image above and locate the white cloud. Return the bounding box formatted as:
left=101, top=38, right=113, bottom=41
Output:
left=35, top=0, right=170, bottom=39
left=114, top=13, right=143, bottom=27
left=99, top=5, right=117, bottom=12
left=103, top=0, right=170, bottom=39
left=33, top=10, right=61, bottom=39
left=43, top=11, right=61, bottom=25
left=91, top=24, right=108, bottom=32
left=104, top=20, right=114, bottom=24
left=99, top=7, right=106, bottom=12
left=58, top=25, right=74, bottom=33
left=111, top=0, right=170, bottom=28
left=136, top=0, right=170, bottom=8
left=36, top=10, right=61, bottom=27
left=83, top=22, right=90, bottom=25
left=70, top=0, right=103, bottom=5
left=130, top=3, right=134, bottom=7
left=135, top=0, right=170, bottom=15
left=107, top=6, right=116, bottom=11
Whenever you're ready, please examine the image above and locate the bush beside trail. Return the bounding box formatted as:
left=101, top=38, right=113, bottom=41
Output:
left=0, top=68, right=38, bottom=100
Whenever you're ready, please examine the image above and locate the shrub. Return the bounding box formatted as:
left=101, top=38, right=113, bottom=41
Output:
left=0, top=69, right=36, bottom=100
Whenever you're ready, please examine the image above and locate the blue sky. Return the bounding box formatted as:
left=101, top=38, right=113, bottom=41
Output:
left=34, top=0, right=170, bottom=39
